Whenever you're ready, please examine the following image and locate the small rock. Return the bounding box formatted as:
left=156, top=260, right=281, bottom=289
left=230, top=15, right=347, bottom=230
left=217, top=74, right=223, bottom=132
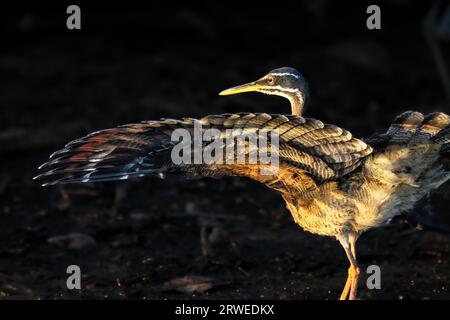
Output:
left=130, top=212, right=150, bottom=222
left=48, top=232, right=97, bottom=250
left=162, top=275, right=215, bottom=294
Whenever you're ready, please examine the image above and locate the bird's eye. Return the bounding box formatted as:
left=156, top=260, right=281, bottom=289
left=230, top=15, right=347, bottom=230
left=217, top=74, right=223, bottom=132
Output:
left=267, top=76, right=275, bottom=85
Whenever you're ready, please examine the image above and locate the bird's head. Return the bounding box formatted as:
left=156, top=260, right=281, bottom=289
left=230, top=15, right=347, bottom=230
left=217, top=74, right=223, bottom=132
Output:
left=219, top=67, right=309, bottom=116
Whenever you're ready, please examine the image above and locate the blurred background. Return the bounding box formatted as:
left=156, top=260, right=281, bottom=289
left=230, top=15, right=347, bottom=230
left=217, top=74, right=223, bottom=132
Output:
left=0, top=0, right=449, bottom=299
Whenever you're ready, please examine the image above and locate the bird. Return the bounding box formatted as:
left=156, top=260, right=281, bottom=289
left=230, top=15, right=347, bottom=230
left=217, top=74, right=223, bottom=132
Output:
left=219, top=67, right=310, bottom=116
left=34, top=67, right=450, bottom=300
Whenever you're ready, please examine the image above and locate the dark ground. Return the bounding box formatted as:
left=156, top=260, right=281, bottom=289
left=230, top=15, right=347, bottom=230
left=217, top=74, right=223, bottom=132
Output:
left=0, top=1, right=449, bottom=299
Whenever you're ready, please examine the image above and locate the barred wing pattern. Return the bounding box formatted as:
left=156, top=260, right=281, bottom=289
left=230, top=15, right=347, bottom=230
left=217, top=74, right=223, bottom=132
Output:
left=362, top=111, right=450, bottom=226
left=366, top=111, right=450, bottom=177
left=35, top=113, right=373, bottom=194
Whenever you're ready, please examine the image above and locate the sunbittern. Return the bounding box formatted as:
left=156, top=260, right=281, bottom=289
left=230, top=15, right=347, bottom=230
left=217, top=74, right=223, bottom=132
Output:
left=35, top=67, right=450, bottom=300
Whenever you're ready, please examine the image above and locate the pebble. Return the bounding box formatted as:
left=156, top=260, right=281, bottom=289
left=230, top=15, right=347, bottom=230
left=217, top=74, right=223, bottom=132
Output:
left=47, top=232, right=97, bottom=250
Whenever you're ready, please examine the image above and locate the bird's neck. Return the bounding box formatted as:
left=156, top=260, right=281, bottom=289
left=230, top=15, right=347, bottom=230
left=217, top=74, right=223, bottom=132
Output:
left=286, top=91, right=304, bottom=116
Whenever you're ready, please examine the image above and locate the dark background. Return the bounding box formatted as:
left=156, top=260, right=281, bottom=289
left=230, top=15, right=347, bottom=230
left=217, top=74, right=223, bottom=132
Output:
left=0, top=0, right=449, bottom=299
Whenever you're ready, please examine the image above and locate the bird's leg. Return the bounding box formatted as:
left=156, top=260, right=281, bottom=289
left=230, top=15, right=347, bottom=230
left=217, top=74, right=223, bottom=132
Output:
left=348, top=233, right=360, bottom=300
left=339, top=268, right=353, bottom=300
left=339, top=234, right=360, bottom=300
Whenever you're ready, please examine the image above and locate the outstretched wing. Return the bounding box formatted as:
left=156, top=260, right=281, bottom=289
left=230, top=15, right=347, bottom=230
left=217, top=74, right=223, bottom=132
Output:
left=35, top=113, right=372, bottom=195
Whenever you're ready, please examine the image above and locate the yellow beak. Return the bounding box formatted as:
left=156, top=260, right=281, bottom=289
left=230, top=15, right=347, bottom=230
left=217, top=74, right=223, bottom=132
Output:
left=218, top=81, right=262, bottom=96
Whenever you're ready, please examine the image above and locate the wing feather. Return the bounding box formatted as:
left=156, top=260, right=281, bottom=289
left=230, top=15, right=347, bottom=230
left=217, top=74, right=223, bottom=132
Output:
left=35, top=113, right=372, bottom=194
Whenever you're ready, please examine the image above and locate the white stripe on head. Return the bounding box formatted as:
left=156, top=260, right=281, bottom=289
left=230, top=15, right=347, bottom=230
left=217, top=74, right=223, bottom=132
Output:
left=264, top=85, right=300, bottom=93
left=259, top=86, right=304, bottom=100
left=270, top=72, right=301, bottom=79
